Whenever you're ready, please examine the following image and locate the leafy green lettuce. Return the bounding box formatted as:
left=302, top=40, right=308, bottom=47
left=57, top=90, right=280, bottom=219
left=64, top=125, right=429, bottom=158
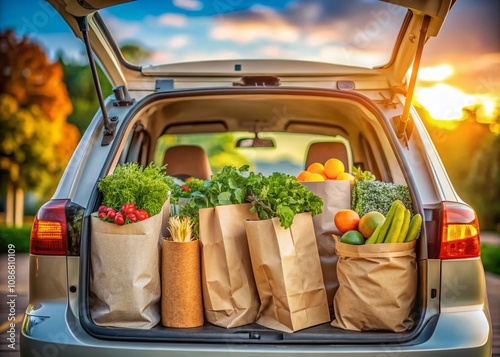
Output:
left=247, top=172, right=323, bottom=229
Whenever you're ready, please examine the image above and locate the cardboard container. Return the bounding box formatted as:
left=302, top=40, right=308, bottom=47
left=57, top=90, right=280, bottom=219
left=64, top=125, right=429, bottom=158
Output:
left=244, top=212, right=330, bottom=333
left=302, top=180, right=351, bottom=312
left=161, top=239, right=204, bottom=328
left=331, top=235, right=417, bottom=332
left=199, top=203, right=260, bottom=328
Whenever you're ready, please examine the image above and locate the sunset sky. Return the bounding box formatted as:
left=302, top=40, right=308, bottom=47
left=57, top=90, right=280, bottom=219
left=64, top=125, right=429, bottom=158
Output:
left=1, top=0, right=499, bottom=123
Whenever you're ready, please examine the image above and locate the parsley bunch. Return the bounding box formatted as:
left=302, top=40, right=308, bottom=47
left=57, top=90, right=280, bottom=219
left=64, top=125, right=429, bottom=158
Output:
left=247, top=172, right=323, bottom=229
left=98, top=162, right=170, bottom=216
left=179, top=166, right=250, bottom=238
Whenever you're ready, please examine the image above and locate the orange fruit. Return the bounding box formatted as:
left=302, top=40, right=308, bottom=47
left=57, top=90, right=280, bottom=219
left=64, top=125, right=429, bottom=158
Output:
left=324, top=158, right=345, bottom=179
left=358, top=211, right=385, bottom=238
left=334, top=209, right=360, bottom=234
left=296, top=170, right=310, bottom=182
left=336, top=172, right=354, bottom=181
left=304, top=173, right=325, bottom=182
left=307, top=162, right=325, bottom=175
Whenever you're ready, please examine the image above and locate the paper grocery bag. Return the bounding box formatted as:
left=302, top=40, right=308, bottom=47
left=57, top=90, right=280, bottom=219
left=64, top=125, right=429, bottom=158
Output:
left=302, top=181, right=351, bottom=312
left=89, top=208, right=164, bottom=329
left=331, top=236, right=417, bottom=332
left=245, top=212, right=330, bottom=333
left=161, top=239, right=204, bottom=328
left=199, top=203, right=260, bottom=328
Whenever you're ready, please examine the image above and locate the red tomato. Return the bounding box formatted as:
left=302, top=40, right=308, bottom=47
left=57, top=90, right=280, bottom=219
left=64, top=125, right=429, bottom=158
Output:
left=107, top=208, right=116, bottom=220
left=135, top=211, right=146, bottom=221
left=98, top=205, right=107, bottom=213
left=98, top=211, right=107, bottom=219
left=114, top=213, right=125, bottom=225
left=135, top=209, right=150, bottom=221
left=127, top=213, right=137, bottom=223
left=122, top=203, right=136, bottom=215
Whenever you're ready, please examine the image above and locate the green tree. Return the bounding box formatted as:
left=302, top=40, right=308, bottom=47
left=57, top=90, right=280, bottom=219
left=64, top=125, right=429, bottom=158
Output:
left=0, top=29, right=79, bottom=227
left=416, top=103, right=499, bottom=232
left=120, top=43, right=151, bottom=64
left=60, top=43, right=150, bottom=134
left=60, top=55, right=112, bottom=134
left=466, top=134, right=500, bottom=231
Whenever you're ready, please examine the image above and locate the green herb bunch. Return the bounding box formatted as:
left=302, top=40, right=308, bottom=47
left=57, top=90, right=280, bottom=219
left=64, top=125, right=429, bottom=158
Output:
left=203, top=165, right=250, bottom=206
left=167, top=177, right=207, bottom=204
left=352, top=166, right=376, bottom=182
left=98, top=162, right=170, bottom=216
left=246, top=172, right=323, bottom=229
left=178, top=165, right=250, bottom=238
left=184, top=177, right=206, bottom=194
left=165, top=176, right=183, bottom=204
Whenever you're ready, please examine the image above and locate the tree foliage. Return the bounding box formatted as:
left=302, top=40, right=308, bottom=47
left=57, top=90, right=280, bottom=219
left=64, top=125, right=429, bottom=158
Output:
left=60, top=55, right=112, bottom=134
left=120, top=43, right=151, bottom=64
left=416, top=104, right=500, bottom=231
left=0, top=29, right=79, bottom=196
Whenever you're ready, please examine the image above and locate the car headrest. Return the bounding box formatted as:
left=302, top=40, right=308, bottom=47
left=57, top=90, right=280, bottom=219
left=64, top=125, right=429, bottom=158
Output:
left=163, top=145, right=212, bottom=180
left=305, top=142, right=349, bottom=170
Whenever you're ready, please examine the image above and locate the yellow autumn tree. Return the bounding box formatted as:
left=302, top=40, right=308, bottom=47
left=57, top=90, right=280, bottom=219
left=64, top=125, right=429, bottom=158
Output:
left=0, top=29, right=79, bottom=227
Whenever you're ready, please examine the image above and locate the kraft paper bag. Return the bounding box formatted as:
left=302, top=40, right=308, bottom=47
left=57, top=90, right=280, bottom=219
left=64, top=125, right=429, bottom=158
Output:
left=331, top=236, right=417, bottom=332
left=245, top=212, right=330, bottom=333
left=199, top=203, right=260, bottom=328
left=302, top=181, right=351, bottom=312
left=89, top=206, right=165, bottom=329
left=161, top=239, right=204, bottom=328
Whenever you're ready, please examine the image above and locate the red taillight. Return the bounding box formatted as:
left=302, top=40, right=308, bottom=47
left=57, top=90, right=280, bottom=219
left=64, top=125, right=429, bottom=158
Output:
left=439, top=202, right=480, bottom=259
left=30, top=199, right=69, bottom=255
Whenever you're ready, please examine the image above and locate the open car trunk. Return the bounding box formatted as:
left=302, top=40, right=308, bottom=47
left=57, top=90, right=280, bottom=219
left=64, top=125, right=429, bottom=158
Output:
left=79, top=87, right=432, bottom=345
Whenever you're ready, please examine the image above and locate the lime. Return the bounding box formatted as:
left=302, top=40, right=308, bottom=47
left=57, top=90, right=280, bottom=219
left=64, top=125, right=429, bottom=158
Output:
left=340, top=230, right=365, bottom=245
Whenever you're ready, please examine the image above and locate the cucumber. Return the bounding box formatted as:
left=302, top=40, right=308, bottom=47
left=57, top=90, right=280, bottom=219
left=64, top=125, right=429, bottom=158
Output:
left=405, top=213, right=423, bottom=242
left=376, top=200, right=402, bottom=243
left=384, top=203, right=406, bottom=243
left=397, top=209, right=411, bottom=243
left=365, top=221, right=384, bottom=244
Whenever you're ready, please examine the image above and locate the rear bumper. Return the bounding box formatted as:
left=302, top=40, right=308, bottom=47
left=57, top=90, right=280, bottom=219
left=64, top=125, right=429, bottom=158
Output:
left=21, top=305, right=492, bottom=357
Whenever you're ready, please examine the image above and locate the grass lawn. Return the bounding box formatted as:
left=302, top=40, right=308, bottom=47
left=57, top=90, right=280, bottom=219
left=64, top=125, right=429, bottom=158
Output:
left=0, top=224, right=31, bottom=253
left=481, top=243, right=500, bottom=275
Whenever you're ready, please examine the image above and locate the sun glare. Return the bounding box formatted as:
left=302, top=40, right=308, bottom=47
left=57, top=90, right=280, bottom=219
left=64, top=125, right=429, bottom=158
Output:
left=415, top=84, right=475, bottom=120
left=475, top=96, right=498, bottom=123
left=418, top=65, right=454, bottom=82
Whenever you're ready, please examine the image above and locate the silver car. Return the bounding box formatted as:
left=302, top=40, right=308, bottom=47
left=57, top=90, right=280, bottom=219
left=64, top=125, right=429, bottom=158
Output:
left=21, top=0, right=492, bottom=356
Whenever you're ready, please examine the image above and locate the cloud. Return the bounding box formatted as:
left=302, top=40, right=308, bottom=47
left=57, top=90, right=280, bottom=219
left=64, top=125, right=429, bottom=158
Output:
left=210, top=5, right=299, bottom=44
left=156, top=13, right=187, bottom=27
left=173, top=0, right=203, bottom=11
left=149, top=51, right=175, bottom=64
left=102, top=16, right=141, bottom=42
left=166, top=35, right=190, bottom=49
left=258, top=45, right=294, bottom=58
